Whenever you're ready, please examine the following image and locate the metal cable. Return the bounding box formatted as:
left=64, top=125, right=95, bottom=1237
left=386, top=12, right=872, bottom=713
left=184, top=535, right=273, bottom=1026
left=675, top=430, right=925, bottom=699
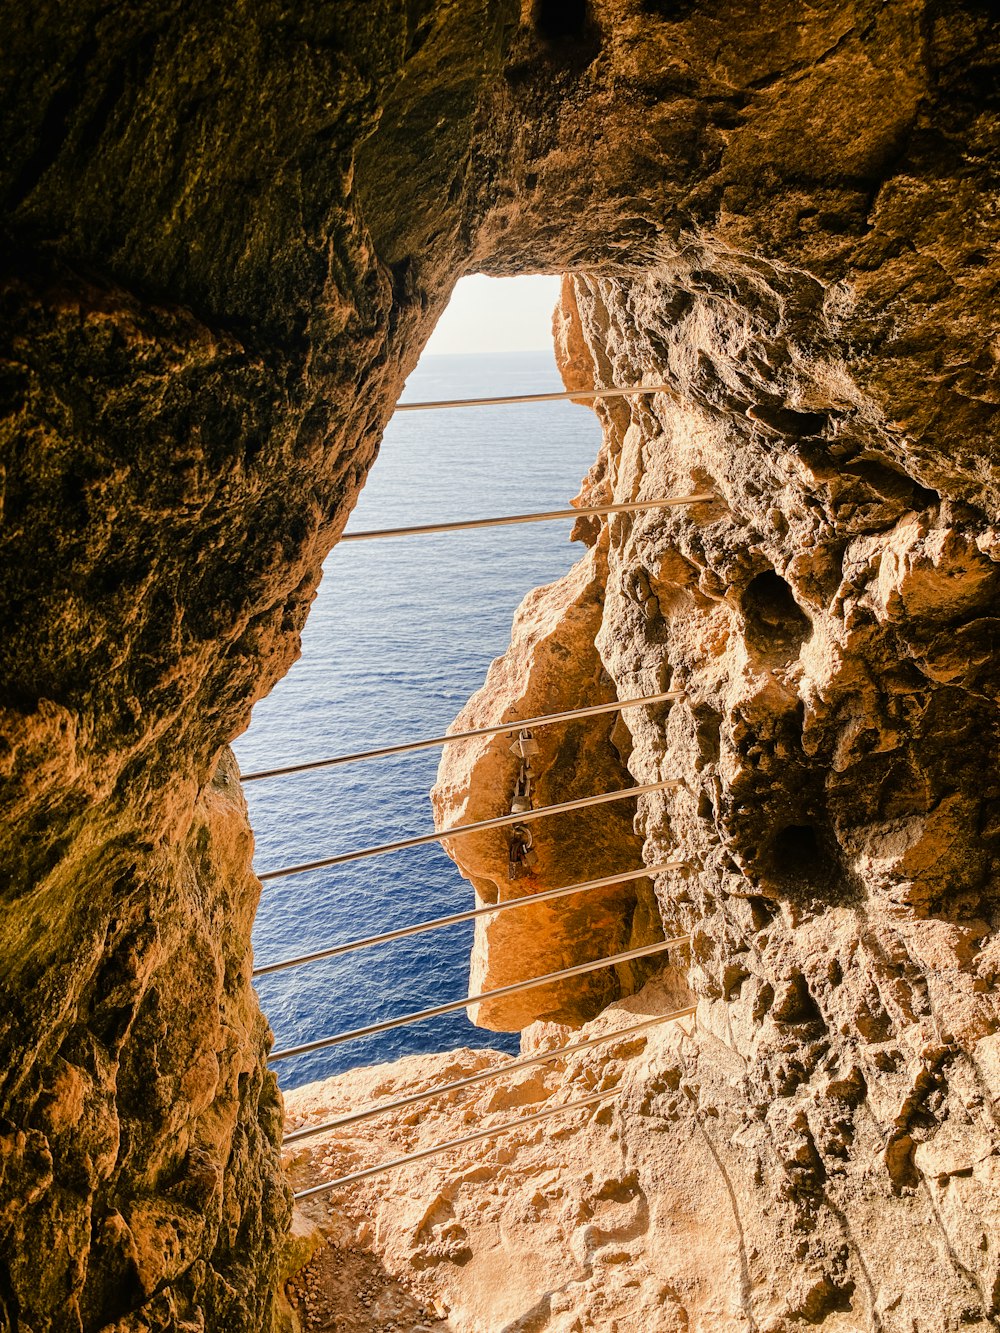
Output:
left=253, top=861, right=687, bottom=976
left=258, top=779, right=682, bottom=882
left=270, top=379, right=696, bottom=1190
left=284, top=1006, right=696, bottom=1144
left=393, top=383, right=680, bottom=413
left=338, top=493, right=714, bottom=543
left=241, top=690, right=683, bottom=782
left=293, top=1087, right=622, bottom=1197
left=268, top=936, right=684, bottom=1062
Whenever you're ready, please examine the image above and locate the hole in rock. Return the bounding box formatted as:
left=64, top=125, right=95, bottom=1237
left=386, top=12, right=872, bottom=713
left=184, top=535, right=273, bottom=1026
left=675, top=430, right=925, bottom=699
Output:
left=752, top=980, right=774, bottom=1020
left=533, top=0, right=589, bottom=40
left=723, top=962, right=750, bottom=1000
left=747, top=895, right=776, bottom=930
left=771, top=824, right=819, bottom=873
left=740, top=570, right=811, bottom=662
left=846, top=458, right=941, bottom=512
left=764, top=822, right=843, bottom=902
left=770, top=970, right=823, bottom=1026
left=746, top=402, right=827, bottom=437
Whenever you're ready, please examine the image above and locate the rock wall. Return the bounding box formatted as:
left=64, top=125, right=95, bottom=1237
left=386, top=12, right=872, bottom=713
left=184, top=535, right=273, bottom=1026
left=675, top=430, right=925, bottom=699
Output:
left=283, top=987, right=701, bottom=1333
left=562, top=264, right=1000, bottom=1324
left=287, top=955, right=1000, bottom=1331
left=2, top=0, right=999, bottom=1328
left=407, top=237, right=1000, bottom=1323
left=429, top=542, right=670, bottom=1030
left=0, top=5, right=517, bottom=1325
left=435, top=8, right=1000, bottom=1322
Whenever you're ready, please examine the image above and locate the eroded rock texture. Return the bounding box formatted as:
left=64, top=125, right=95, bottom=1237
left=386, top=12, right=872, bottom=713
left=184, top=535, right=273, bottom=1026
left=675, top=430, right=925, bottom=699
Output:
left=429, top=543, right=669, bottom=1030
left=283, top=988, right=701, bottom=1332
left=2, top=0, right=999, bottom=1328
left=288, top=963, right=999, bottom=1332
left=554, top=265, right=1000, bottom=1325
left=433, top=10, right=1000, bottom=1328
left=0, top=6, right=511, bottom=1326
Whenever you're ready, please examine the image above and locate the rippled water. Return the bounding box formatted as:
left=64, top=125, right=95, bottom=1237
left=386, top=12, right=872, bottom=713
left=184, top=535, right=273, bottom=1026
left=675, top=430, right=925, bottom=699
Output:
left=234, top=351, right=602, bottom=1089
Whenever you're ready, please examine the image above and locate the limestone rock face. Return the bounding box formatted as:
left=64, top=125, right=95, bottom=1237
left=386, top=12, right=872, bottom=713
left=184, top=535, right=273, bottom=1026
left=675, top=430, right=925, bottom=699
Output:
left=2, top=0, right=1000, bottom=1328
left=1, top=6, right=515, bottom=1325
left=0, top=746, right=289, bottom=1329
left=284, top=988, right=710, bottom=1333
left=540, top=270, right=1000, bottom=1328
left=434, top=256, right=1000, bottom=1328
left=429, top=542, right=671, bottom=1031
left=433, top=10, right=1000, bottom=1322
left=417, top=251, right=1000, bottom=1320
left=287, top=960, right=997, bottom=1332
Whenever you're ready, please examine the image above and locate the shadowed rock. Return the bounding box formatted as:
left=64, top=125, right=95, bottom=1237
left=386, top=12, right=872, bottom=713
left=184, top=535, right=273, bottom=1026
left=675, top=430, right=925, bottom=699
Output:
left=1, top=1, right=999, bottom=1328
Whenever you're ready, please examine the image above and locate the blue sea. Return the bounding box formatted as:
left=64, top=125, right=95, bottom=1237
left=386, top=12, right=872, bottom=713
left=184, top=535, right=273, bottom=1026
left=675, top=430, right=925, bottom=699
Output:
left=233, top=351, right=602, bottom=1090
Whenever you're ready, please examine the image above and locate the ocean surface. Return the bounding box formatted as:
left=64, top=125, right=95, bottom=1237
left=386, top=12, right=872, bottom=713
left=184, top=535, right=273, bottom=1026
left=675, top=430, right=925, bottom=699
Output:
left=233, top=351, right=603, bottom=1090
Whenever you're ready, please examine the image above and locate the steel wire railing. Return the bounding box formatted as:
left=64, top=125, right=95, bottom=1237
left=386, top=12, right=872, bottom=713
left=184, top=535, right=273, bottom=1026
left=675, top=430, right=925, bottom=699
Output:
left=393, top=382, right=681, bottom=412
left=255, top=375, right=704, bottom=1188
left=293, top=1087, right=623, bottom=1198
left=241, top=689, right=683, bottom=782
left=291, top=999, right=700, bottom=1198
left=284, top=1006, right=696, bottom=1144
left=269, top=936, right=687, bottom=1063
left=259, top=779, right=682, bottom=882
left=338, top=493, right=713, bottom=543
left=253, top=861, right=687, bottom=976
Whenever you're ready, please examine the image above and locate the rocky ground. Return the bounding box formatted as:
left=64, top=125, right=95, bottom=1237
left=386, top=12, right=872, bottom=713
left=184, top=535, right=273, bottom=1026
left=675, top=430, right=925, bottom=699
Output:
left=283, top=988, right=705, bottom=1333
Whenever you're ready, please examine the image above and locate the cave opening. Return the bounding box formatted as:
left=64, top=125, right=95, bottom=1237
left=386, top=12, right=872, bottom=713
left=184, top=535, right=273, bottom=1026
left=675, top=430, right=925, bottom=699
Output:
left=765, top=821, right=844, bottom=901
left=5, top=5, right=999, bottom=1327
left=771, top=823, right=821, bottom=874
left=238, top=272, right=614, bottom=1093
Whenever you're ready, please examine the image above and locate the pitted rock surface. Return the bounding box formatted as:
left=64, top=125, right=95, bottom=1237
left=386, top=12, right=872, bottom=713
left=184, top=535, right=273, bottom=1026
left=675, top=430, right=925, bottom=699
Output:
left=429, top=541, right=671, bottom=1031
left=2, top=1, right=999, bottom=1328
left=422, top=262, right=1000, bottom=1326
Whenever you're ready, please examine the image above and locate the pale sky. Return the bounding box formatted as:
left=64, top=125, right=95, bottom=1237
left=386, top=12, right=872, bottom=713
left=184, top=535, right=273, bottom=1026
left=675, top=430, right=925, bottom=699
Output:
left=423, top=273, right=562, bottom=355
